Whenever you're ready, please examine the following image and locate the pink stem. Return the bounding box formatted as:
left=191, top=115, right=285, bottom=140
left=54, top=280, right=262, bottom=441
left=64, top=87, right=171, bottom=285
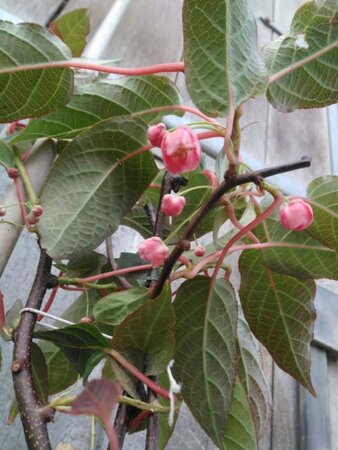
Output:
left=38, top=285, right=59, bottom=321
left=21, top=146, right=33, bottom=162
left=74, top=264, right=153, bottom=284
left=108, top=350, right=172, bottom=400
left=133, top=104, right=220, bottom=125
left=225, top=201, right=260, bottom=244
left=0, top=60, right=185, bottom=76
left=60, top=286, right=85, bottom=292
left=129, top=410, right=151, bottom=430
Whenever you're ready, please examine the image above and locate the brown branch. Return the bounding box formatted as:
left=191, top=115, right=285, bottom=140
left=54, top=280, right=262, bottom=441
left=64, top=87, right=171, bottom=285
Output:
left=150, top=156, right=311, bottom=298
left=145, top=380, right=159, bottom=450
left=12, top=248, right=54, bottom=450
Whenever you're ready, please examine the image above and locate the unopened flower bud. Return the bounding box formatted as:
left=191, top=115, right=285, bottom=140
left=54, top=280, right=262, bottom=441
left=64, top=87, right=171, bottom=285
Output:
left=27, top=212, right=39, bottom=225
left=279, top=199, right=313, bottom=231
left=161, top=126, right=201, bottom=174
left=194, top=246, right=206, bottom=257
left=138, top=236, right=169, bottom=268
left=0, top=205, right=6, bottom=217
left=32, top=205, right=44, bottom=217
left=79, top=316, right=93, bottom=324
left=7, top=167, right=19, bottom=179
left=161, top=194, right=185, bottom=217
left=147, top=123, right=167, bottom=147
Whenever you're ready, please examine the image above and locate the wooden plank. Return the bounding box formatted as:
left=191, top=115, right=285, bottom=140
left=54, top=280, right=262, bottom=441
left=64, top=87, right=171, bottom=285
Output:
left=270, top=364, right=299, bottom=450
left=313, top=286, right=338, bottom=357
left=328, top=358, right=338, bottom=450
left=0, top=0, right=64, bottom=24
left=299, top=346, right=331, bottom=450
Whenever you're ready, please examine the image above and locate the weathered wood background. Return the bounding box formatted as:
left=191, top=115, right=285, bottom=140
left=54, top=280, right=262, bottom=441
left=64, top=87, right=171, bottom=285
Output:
left=0, top=0, right=337, bottom=449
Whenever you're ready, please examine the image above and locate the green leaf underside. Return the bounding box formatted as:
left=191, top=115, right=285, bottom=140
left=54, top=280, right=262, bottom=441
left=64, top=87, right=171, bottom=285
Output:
left=38, top=116, right=158, bottom=260
left=34, top=323, right=109, bottom=380
left=64, top=251, right=108, bottom=278
left=50, top=8, right=90, bottom=57
left=173, top=277, right=238, bottom=449
left=111, top=285, right=174, bottom=379
left=237, top=315, right=272, bottom=441
left=15, top=76, right=182, bottom=142
left=223, top=378, right=257, bottom=450
left=264, top=0, right=338, bottom=112
left=0, top=139, right=14, bottom=168
left=183, top=0, right=268, bottom=116
left=239, top=250, right=316, bottom=394
left=261, top=221, right=338, bottom=279
left=306, top=175, right=338, bottom=251
left=31, top=342, right=49, bottom=404
left=93, top=287, right=150, bottom=327
left=0, top=21, right=73, bottom=122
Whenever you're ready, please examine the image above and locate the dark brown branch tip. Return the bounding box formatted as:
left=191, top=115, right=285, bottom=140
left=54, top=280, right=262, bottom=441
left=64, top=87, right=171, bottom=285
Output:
left=178, top=239, right=191, bottom=251
left=11, top=359, right=24, bottom=372
left=46, top=274, right=58, bottom=289
left=39, top=406, right=55, bottom=423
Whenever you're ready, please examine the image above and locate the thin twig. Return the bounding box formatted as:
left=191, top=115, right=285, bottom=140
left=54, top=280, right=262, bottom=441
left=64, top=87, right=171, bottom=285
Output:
left=112, top=403, right=128, bottom=450
left=145, top=379, right=159, bottom=450
left=154, top=172, right=174, bottom=239
left=12, top=249, right=54, bottom=450
left=106, top=237, right=132, bottom=289
left=150, top=156, right=311, bottom=298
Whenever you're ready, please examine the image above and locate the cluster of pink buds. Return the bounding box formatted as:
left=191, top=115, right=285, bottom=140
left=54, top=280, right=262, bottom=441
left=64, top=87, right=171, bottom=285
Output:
left=27, top=205, right=44, bottom=225
left=279, top=199, right=313, bottom=231
left=138, top=236, right=169, bottom=268
left=147, top=123, right=201, bottom=174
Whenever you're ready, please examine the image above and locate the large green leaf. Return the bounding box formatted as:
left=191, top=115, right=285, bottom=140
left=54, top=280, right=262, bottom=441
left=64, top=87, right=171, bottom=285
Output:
left=38, top=116, right=158, bottom=260
left=50, top=9, right=90, bottom=57
left=223, top=377, right=257, bottom=450
left=306, top=176, right=338, bottom=251
left=265, top=0, right=338, bottom=112
left=237, top=315, right=271, bottom=442
left=173, top=277, right=238, bottom=449
left=31, top=342, right=49, bottom=405
left=15, top=76, right=182, bottom=142
left=239, top=250, right=316, bottom=394
left=0, top=140, right=14, bottom=169
left=93, top=287, right=150, bottom=327
left=111, top=285, right=174, bottom=376
left=0, top=21, right=73, bottom=122
left=261, top=221, right=338, bottom=279
left=183, top=0, right=267, bottom=116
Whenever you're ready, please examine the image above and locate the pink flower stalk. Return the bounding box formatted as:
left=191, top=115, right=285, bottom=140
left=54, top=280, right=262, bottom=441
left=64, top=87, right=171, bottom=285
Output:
left=202, top=169, right=218, bottom=189
left=138, top=236, right=169, bottom=268
left=194, top=246, right=206, bottom=257
left=147, top=123, right=167, bottom=147
left=160, top=126, right=201, bottom=174
left=279, top=199, right=314, bottom=231
left=161, top=194, right=186, bottom=217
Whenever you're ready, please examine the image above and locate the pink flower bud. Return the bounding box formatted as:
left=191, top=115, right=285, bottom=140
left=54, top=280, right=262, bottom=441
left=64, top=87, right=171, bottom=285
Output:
left=0, top=205, right=6, bottom=217
left=194, top=246, right=206, bottom=257
left=79, top=316, right=93, bottom=324
left=7, top=167, right=19, bottom=179
left=138, top=236, right=169, bottom=268
left=27, top=212, right=39, bottom=225
left=279, top=199, right=313, bottom=231
left=202, top=169, right=218, bottom=189
left=160, top=126, right=201, bottom=174
left=161, top=194, right=185, bottom=217
left=32, top=205, right=44, bottom=217
left=147, top=123, right=167, bottom=147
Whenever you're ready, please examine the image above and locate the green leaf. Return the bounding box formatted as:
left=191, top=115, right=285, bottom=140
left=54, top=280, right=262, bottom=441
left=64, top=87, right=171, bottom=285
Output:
left=239, top=250, right=316, bottom=394
left=261, top=221, right=338, bottom=280
left=306, top=176, right=338, bottom=251
left=31, top=342, right=49, bottom=404
left=264, top=0, right=338, bottom=112
left=7, top=400, right=19, bottom=425
left=183, top=0, right=267, bottom=116
left=16, top=76, right=182, bottom=142
left=0, top=140, right=14, bottom=169
left=35, top=323, right=109, bottom=380
left=93, top=287, right=150, bottom=327
left=38, top=116, right=158, bottom=260
left=40, top=342, right=78, bottom=395
left=237, top=315, right=271, bottom=441
left=50, top=9, right=90, bottom=57
left=223, top=377, right=257, bottom=450
left=111, top=285, right=174, bottom=375
left=173, top=277, right=238, bottom=449
left=0, top=21, right=73, bottom=122
left=62, top=251, right=108, bottom=278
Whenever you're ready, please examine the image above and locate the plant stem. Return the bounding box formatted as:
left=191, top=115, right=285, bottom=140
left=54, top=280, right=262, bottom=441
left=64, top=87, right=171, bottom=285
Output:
left=12, top=249, right=53, bottom=450
left=113, top=403, right=128, bottom=450
left=145, top=380, right=159, bottom=450
left=150, top=156, right=311, bottom=298
left=13, top=146, right=39, bottom=205
left=154, top=172, right=175, bottom=239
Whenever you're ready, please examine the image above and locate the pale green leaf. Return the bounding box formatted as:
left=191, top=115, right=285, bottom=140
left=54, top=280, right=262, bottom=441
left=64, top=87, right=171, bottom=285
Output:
left=183, top=0, right=268, bottom=116
left=31, top=342, right=49, bottom=404
left=50, top=8, right=90, bottom=57
left=173, top=277, right=238, bottom=449
left=262, top=221, right=338, bottom=279
left=15, top=76, right=182, bottom=142
left=38, top=116, right=158, bottom=260
left=306, top=175, right=338, bottom=251
left=265, top=0, right=338, bottom=111
left=239, top=250, right=316, bottom=394
left=0, top=21, right=73, bottom=122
